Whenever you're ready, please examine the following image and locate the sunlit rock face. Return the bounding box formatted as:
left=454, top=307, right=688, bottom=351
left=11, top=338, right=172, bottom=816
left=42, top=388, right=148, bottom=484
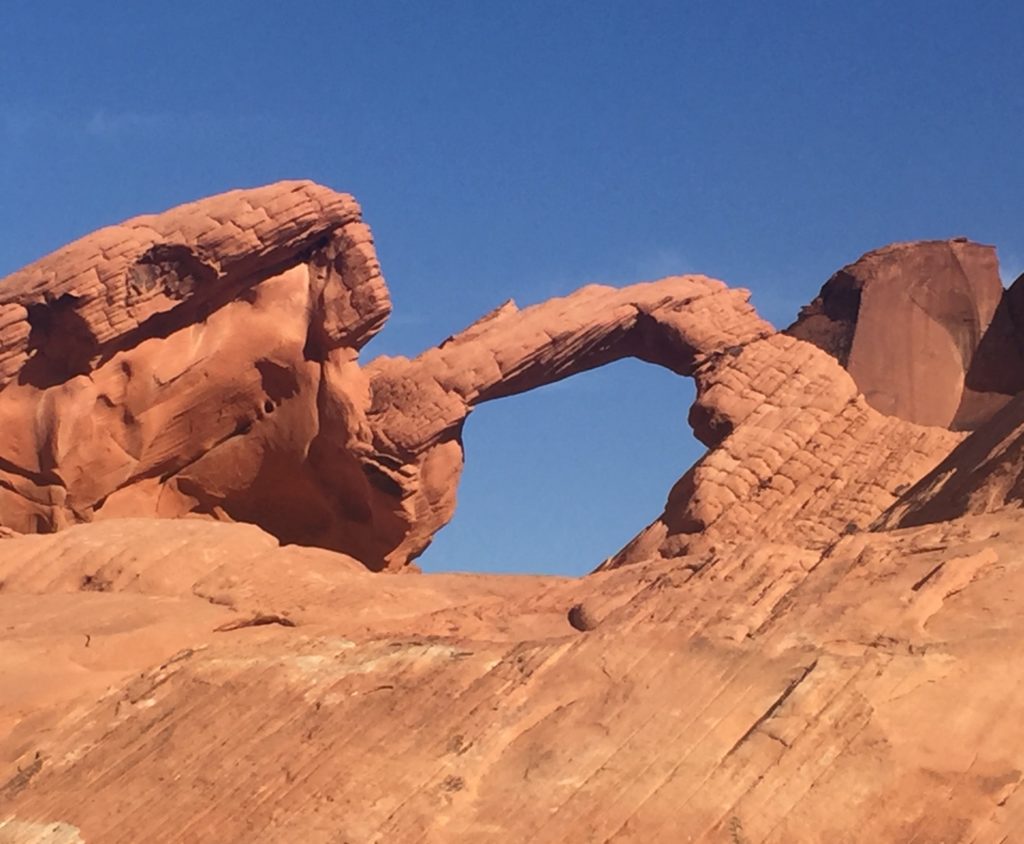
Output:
left=787, top=237, right=1011, bottom=430
left=0, top=182, right=995, bottom=572
left=0, top=182, right=394, bottom=563
left=4, top=183, right=1024, bottom=840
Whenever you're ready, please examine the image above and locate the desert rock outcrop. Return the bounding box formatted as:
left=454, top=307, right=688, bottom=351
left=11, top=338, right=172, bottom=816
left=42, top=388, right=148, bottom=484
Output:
left=603, top=332, right=963, bottom=568
left=2, top=182, right=1024, bottom=841
left=0, top=183, right=984, bottom=571
left=1, top=511, right=1022, bottom=841
left=0, top=182, right=391, bottom=560
left=787, top=238, right=1007, bottom=429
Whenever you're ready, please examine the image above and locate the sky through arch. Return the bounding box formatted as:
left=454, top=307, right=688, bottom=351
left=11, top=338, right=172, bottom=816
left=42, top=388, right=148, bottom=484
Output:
left=416, top=361, right=699, bottom=576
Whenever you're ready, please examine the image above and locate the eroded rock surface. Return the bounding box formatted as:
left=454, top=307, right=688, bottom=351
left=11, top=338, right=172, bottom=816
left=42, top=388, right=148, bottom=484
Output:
left=1, top=512, right=1022, bottom=842
left=0, top=184, right=982, bottom=571
left=362, top=277, right=776, bottom=567
left=0, top=184, right=783, bottom=568
left=602, top=332, right=963, bottom=569
left=0, top=182, right=393, bottom=563
left=787, top=238, right=1004, bottom=429
left=878, top=391, right=1024, bottom=530
left=2, top=182, right=1024, bottom=842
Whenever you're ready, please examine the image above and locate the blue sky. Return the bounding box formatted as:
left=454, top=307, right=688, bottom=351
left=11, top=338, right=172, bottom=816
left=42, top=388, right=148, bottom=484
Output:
left=2, top=1, right=1022, bottom=574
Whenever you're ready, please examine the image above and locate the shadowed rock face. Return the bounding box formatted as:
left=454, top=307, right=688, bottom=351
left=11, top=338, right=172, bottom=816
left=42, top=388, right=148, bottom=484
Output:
left=878, top=391, right=1024, bottom=531
left=957, top=271, right=1024, bottom=426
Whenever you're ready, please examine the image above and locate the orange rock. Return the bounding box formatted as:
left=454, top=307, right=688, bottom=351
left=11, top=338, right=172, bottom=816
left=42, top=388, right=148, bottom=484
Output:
left=879, top=390, right=1024, bottom=530
left=0, top=182, right=393, bottom=560
left=3, top=183, right=1024, bottom=841
left=363, top=277, right=775, bottom=568
left=0, top=185, right=984, bottom=574
left=788, top=238, right=1004, bottom=428
left=1, top=511, right=1022, bottom=841
left=604, top=332, right=963, bottom=568
left=957, top=270, right=1024, bottom=428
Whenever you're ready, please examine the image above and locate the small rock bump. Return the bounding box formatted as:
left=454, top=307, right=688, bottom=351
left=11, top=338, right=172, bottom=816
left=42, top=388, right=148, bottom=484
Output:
left=568, top=602, right=599, bottom=632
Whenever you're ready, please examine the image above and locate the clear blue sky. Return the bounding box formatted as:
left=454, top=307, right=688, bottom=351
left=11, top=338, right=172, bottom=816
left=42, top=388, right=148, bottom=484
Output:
left=2, top=2, right=1022, bottom=574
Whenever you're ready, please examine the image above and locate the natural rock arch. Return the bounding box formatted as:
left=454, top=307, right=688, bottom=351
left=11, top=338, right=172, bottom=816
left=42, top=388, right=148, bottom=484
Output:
left=360, top=275, right=778, bottom=569
left=363, top=285, right=962, bottom=571
left=0, top=181, right=972, bottom=571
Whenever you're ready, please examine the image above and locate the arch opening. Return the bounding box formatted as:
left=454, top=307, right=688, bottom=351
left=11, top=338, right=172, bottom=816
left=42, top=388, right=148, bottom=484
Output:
left=416, top=359, right=701, bottom=576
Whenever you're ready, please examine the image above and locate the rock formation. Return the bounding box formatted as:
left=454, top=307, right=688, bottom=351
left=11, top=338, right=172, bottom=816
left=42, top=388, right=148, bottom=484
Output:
left=957, top=270, right=1024, bottom=426
left=0, top=181, right=785, bottom=569
left=0, top=183, right=994, bottom=571
left=2, top=181, right=1024, bottom=841
left=0, top=182, right=391, bottom=559
left=786, top=238, right=1007, bottom=429
left=2, top=511, right=1022, bottom=841
left=878, top=390, right=1024, bottom=530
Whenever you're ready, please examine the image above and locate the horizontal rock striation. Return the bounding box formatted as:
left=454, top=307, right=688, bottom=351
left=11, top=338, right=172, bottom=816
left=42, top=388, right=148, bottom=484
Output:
left=1, top=510, right=1022, bottom=841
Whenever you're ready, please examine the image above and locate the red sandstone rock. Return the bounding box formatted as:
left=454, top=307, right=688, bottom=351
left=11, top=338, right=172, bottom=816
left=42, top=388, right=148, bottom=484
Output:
left=1, top=511, right=1023, bottom=841
left=956, top=270, right=1024, bottom=428
left=3, top=183, right=1024, bottom=841
left=787, top=239, right=1004, bottom=429
left=0, top=185, right=991, bottom=575
left=0, top=181, right=392, bottom=561
left=878, top=391, right=1024, bottom=530
left=362, top=277, right=776, bottom=567
left=0, top=184, right=783, bottom=569
left=603, top=332, right=962, bottom=568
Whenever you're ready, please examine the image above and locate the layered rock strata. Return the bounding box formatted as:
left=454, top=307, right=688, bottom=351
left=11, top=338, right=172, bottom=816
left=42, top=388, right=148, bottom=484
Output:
left=1, top=510, right=1022, bottom=841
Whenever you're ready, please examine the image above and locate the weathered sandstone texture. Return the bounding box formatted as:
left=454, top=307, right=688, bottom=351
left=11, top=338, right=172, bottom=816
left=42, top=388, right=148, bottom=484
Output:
left=3, top=182, right=1024, bottom=841
left=879, top=390, right=1024, bottom=530
left=786, top=238, right=1007, bottom=429
left=0, top=183, right=998, bottom=571
left=1, top=511, right=1022, bottom=842
left=0, top=182, right=393, bottom=562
